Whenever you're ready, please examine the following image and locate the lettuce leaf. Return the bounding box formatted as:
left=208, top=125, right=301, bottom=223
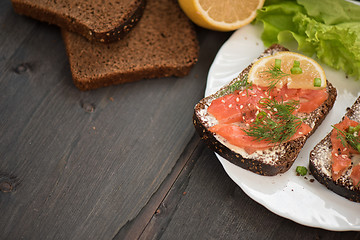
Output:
left=256, top=0, right=360, bottom=79
left=298, top=0, right=360, bottom=24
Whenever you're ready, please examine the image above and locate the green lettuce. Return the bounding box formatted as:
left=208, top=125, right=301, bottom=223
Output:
left=256, top=0, right=360, bottom=79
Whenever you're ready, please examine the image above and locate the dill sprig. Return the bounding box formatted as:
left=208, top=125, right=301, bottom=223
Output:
left=333, top=125, right=360, bottom=152
left=244, top=98, right=303, bottom=144
left=261, top=64, right=289, bottom=93
left=216, top=74, right=251, bottom=98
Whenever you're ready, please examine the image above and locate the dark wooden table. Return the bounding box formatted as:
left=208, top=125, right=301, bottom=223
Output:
left=1, top=1, right=359, bottom=239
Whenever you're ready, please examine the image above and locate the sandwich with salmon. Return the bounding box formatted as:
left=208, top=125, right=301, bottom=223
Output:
left=193, top=44, right=337, bottom=176
left=310, top=97, right=360, bottom=202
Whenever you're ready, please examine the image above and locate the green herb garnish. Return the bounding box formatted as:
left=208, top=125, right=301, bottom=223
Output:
left=296, top=166, right=308, bottom=176
left=348, top=124, right=360, bottom=134
left=274, top=58, right=282, bottom=69
left=244, top=98, right=303, bottom=144
left=290, top=60, right=302, bottom=74
left=313, top=78, right=321, bottom=87
left=216, top=73, right=251, bottom=98
left=333, top=125, right=360, bottom=152
left=261, top=63, right=289, bottom=93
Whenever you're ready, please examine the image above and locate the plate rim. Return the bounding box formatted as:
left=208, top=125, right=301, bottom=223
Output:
left=205, top=23, right=360, bottom=231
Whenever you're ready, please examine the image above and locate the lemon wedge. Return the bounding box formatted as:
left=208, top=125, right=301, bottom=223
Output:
left=178, top=0, right=265, bottom=31
left=248, top=52, right=327, bottom=90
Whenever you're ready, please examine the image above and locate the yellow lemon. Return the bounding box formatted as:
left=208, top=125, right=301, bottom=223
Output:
left=178, top=0, right=265, bottom=31
left=248, top=51, right=327, bottom=90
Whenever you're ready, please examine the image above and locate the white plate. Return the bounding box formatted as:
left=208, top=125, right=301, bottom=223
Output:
left=206, top=23, right=360, bottom=231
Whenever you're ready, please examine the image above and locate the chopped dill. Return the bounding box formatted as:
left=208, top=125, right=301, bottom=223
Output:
left=261, top=64, right=289, bottom=93
left=216, top=73, right=251, bottom=98
left=333, top=125, right=360, bottom=152
left=244, top=98, right=303, bottom=144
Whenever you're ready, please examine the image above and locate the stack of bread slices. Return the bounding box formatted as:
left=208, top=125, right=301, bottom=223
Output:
left=11, top=0, right=199, bottom=90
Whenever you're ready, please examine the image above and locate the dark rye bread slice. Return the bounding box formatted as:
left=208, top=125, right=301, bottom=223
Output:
left=11, top=0, right=146, bottom=43
left=193, top=44, right=337, bottom=176
left=62, top=0, right=199, bottom=91
left=310, top=97, right=360, bottom=202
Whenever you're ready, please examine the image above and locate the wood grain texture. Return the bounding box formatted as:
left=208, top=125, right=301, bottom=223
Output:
left=0, top=1, right=232, bottom=239
left=2, top=0, right=359, bottom=239
left=114, top=134, right=201, bottom=240
left=140, top=142, right=360, bottom=240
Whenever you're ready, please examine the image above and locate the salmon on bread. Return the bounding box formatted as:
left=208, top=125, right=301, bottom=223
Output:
left=310, top=97, right=360, bottom=202
left=193, top=44, right=337, bottom=176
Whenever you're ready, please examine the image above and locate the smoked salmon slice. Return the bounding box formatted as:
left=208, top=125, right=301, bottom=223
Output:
left=331, top=116, right=360, bottom=181
left=209, top=116, right=312, bottom=154
left=208, top=83, right=326, bottom=154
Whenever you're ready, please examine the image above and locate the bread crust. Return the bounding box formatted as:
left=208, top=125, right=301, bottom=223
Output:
left=11, top=0, right=146, bottom=43
left=193, top=44, right=337, bottom=176
left=71, top=64, right=196, bottom=91
left=309, top=97, right=360, bottom=202
left=62, top=0, right=199, bottom=91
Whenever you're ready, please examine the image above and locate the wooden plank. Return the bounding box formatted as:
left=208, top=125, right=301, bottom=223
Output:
left=140, top=142, right=360, bottom=239
left=114, top=134, right=201, bottom=240
left=0, top=2, right=233, bottom=239
left=0, top=1, right=40, bottom=73
left=113, top=28, right=233, bottom=240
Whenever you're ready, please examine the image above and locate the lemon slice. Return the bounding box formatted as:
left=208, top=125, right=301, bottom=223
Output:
left=178, top=0, right=265, bottom=31
left=248, top=52, right=327, bottom=90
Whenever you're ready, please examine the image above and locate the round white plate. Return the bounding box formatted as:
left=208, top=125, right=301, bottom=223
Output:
left=206, top=23, right=360, bottom=231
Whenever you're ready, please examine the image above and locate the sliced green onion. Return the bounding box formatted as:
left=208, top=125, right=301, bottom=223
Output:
left=275, top=59, right=281, bottom=69
left=348, top=124, right=360, bottom=134
left=313, top=78, right=321, bottom=87
left=290, top=60, right=302, bottom=74
left=296, top=166, right=308, bottom=176
left=291, top=67, right=302, bottom=74
left=348, top=126, right=355, bottom=133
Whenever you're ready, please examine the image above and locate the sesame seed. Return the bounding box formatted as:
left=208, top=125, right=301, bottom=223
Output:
left=229, top=104, right=232, bottom=108
left=221, top=99, right=225, bottom=103
left=236, top=98, right=240, bottom=102
left=335, top=153, right=338, bottom=157
left=240, top=105, right=244, bottom=109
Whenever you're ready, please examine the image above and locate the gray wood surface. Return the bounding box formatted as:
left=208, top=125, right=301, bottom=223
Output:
left=140, top=141, right=360, bottom=240
left=0, top=0, right=359, bottom=239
